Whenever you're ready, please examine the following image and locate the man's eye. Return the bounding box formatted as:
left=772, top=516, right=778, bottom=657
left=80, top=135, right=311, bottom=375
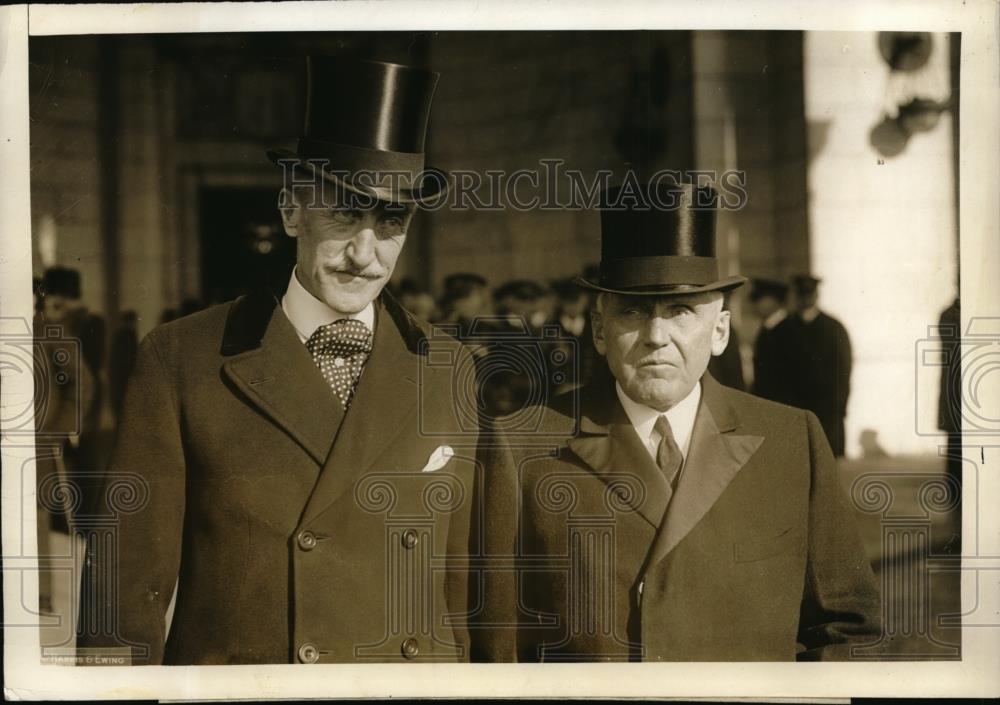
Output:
left=328, top=208, right=360, bottom=223
left=379, top=215, right=408, bottom=235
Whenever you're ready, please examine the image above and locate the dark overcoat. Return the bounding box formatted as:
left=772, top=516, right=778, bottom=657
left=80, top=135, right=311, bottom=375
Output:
left=470, top=373, right=880, bottom=661
left=752, top=315, right=795, bottom=404
left=784, top=312, right=853, bottom=457
left=78, top=290, right=479, bottom=664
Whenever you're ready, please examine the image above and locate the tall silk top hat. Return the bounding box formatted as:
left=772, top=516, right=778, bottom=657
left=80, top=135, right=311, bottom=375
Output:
left=576, top=180, right=747, bottom=295
left=267, top=57, right=448, bottom=204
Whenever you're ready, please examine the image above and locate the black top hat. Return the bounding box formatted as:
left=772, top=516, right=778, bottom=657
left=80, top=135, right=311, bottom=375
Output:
left=267, top=57, right=448, bottom=204
left=749, top=278, right=789, bottom=302
left=41, top=267, right=82, bottom=299
left=576, top=180, right=747, bottom=295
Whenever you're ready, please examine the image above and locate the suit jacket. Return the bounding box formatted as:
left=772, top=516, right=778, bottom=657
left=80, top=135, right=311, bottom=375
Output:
left=78, top=290, right=480, bottom=664
left=470, top=373, right=880, bottom=661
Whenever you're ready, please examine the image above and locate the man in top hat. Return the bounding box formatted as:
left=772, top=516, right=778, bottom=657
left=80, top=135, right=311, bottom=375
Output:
left=748, top=277, right=793, bottom=404
left=784, top=275, right=853, bottom=457
left=471, top=180, right=879, bottom=662
left=79, top=57, right=480, bottom=665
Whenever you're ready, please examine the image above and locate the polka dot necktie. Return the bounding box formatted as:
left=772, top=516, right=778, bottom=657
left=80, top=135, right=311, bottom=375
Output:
left=305, top=319, right=374, bottom=409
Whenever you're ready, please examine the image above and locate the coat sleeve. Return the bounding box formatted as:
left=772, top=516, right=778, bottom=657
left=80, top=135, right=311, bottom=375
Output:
left=796, top=410, right=881, bottom=660
left=76, top=329, right=186, bottom=665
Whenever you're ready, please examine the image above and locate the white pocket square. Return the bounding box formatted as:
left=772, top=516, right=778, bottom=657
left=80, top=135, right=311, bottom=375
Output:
left=420, top=445, right=455, bottom=473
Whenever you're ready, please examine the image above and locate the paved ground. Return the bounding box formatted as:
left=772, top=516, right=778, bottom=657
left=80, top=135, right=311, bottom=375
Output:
left=837, top=454, right=963, bottom=659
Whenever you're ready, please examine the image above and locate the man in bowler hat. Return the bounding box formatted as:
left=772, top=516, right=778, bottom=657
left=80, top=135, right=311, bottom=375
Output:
left=471, top=181, right=879, bottom=661
left=79, top=58, right=479, bottom=664
left=784, top=275, right=853, bottom=457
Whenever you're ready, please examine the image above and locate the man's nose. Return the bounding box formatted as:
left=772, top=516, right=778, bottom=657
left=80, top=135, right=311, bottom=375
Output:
left=346, top=216, right=378, bottom=268
left=645, top=315, right=673, bottom=347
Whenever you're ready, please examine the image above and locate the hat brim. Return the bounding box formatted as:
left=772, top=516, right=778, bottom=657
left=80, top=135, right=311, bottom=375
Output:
left=573, top=275, right=748, bottom=296
left=266, top=148, right=450, bottom=205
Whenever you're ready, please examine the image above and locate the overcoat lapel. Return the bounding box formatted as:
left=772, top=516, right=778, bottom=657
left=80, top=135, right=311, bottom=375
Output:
left=220, top=290, right=344, bottom=466
left=644, top=374, right=764, bottom=568
left=299, top=293, right=423, bottom=526
left=566, top=377, right=672, bottom=529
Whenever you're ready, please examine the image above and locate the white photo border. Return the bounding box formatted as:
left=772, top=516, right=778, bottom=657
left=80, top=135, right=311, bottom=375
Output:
left=2, top=0, right=998, bottom=699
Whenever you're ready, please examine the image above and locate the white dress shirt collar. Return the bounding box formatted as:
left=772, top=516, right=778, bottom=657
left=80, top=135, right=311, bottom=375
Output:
left=763, top=308, right=787, bottom=330
left=281, top=267, right=376, bottom=343
left=615, top=379, right=702, bottom=462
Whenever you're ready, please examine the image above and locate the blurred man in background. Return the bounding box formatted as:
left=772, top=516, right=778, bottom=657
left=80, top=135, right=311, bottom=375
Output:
left=493, top=279, right=549, bottom=334
left=40, top=267, right=106, bottom=436
left=552, top=277, right=599, bottom=391
left=108, top=310, right=139, bottom=422
left=439, top=272, right=490, bottom=339
left=748, top=278, right=792, bottom=404
left=784, top=275, right=852, bottom=457
left=480, top=279, right=551, bottom=416
left=396, top=277, right=439, bottom=322
left=553, top=278, right=589, bottom=338
left=38, top=267, right=109, bottom=522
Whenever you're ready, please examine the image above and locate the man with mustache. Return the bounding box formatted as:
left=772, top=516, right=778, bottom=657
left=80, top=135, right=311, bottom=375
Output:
left=472, top=180, right=880, bottom=661
left=78, top=58, right=479, bottom=664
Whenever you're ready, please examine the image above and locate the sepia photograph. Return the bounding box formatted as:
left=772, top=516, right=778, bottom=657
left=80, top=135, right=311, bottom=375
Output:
left=1, top=0, right=998, bottom=700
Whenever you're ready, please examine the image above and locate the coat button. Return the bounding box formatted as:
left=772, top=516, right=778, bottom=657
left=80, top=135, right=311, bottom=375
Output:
left=297, top=530, right=317, bottom=551
left=297, top=642, right=319, bottom=663
left=400, top=637, right=419, bottom=659
left=401, top=529, right=419, bottom=549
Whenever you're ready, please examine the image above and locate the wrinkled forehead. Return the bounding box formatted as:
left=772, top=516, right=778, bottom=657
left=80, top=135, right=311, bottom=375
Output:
left=289, top=179, right=416, bottom=214
left=601, top=290, right=723, bottom=310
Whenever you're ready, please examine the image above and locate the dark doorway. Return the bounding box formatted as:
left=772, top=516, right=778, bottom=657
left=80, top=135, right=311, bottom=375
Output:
left=199, top=187, right=296, bottom=305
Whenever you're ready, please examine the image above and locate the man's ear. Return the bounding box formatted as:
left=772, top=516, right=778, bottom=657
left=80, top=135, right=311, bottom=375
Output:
left=278, top=188, right=300, bottom=238
left=710, top=309, right=731, bottom=357
left=591, top=308, right=607, bottom=356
